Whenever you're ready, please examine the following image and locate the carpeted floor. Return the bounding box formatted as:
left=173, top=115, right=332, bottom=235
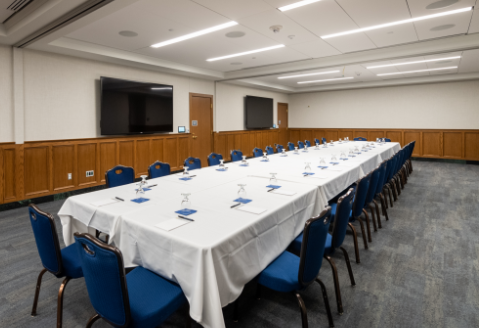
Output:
left=1, top=160, right=478, bottom=328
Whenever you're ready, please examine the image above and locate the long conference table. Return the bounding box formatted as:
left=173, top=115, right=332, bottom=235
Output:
left=59, top=141, right=400, bottom=328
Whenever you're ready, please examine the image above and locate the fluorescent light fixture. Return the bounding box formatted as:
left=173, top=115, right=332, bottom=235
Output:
left=367, top=56, right=461, bottom=69
left=206, top=44, right=285, bottom=62
left=278, top=0, right=322, bottom=12
left=298, top=77, right=354, bottom=84
left=321, top=7, right=472, bottom=39
left=151, top=87, right=172, bottom=90
left=151, top=21, right=238, bottom=48
left=278, top=70, right=340, bottom=79
left=377, top=66, right=458, bottom=76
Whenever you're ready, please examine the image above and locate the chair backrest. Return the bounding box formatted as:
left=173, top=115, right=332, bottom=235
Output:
left=28, top=204, right=64, bottom=276
left=105, top=165, right=135, bottom=188
left=330, top=188, right=354, bottom=249
left=375, top=160, right=388, bottom=195
left=298, top=207, right=331, bottom=288
left=364, top=167, right=381, bottom=205
left=287, top=142, right=295, bottom=151
left=74, top=233, right=131, bottom=327
left=265, top=146, right=275, bottom=155
left=297, top=141, right=305, bottom=149
left=184, top=157, right=201, bottom=170
left=276, top=144, right=284, bottom=153
left=148, top=161, right=170, bottom=179
left=207, top=153, right=223, bottom=166
left=314, top=138, right=320, bottom=145
left=253, top=147, right=263, bottom=157
left=384, top=138, right=391, bottom=142
left=230, top=149, right=243, bottom=162
left=353, top=137, right=367, bottom=141
left=352, top=173, right=372, bottom=218
left=322, top=138, right=327, bottom=144
left=305, top=140, right=311, bottom=147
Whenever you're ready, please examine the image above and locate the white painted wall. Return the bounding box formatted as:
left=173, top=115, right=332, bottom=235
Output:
left=289, top=81, right=479, bottom=129
left=215, top=82, right=289, bottom=131
left=0, top=46, right=13, bottom=143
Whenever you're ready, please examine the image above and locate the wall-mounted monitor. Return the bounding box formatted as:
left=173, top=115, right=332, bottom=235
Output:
left=245, top=96, right=273, bottom=129
left=100, top=77, right=173, bottom=135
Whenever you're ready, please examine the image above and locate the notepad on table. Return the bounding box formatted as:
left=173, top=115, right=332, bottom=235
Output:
left=237, top=205, right=266, bottom=215
left=155, top=219, right=191, bottom=231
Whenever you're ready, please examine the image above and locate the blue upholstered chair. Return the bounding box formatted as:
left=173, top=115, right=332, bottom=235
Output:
left=265, top=146, right=275, bottom=155
left=253, top=147, right=263, bottom=158
left=353, top=137, right=367, bottom=141
left=314, top=138, right=320, bottom=145
left=297, top=141, right=305, bottom=149
left=287, top=142, right=295, bottom=151
left=322, top=138, right=327, bottom=144
left=372, top=160, right=390, bottom=223
left=383, top=138, right=392, bottom=142
left=291, top=189, right=356, bottom=315
left=363, top=167, right=382, bottom=234
left=105, top=165, right=135, bottom=188
left=230, top=149, right=243, bottom=162
left=148, top=161, right=170, bottom=179
left=29, top=204, right=83, bottom=328
left=256, top=208, right=334, bottom=328
left=184, top=157, right=201, bottom=170
left=276, top=144, right=284, bottom=153
left=207, top=153, right=223, bottom=166
left=74, top=233, right=190, bottom=328
left=305, top=140, right=311, bottom=147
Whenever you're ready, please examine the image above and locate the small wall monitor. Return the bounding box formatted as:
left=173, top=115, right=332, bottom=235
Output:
left=178, top=126, right=186, bottom=133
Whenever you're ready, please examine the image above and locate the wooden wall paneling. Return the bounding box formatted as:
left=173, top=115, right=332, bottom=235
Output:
left=339, top=130, right=353, bottom=141
left=404, top=132, right=421, bottom=156
left=151, top=138, right=164, bottom=163
left=240, top=133, right=249, bottom=157
left=164, top=137, right=179, bottom=170
left=119, top=141, right=134, bottom=167
left=234, top=134, right=242, bottom=152
left=385, top=131, right=402, bottom=145
left=52, top=145, right=75, bottom=191
left=178, top=137, right=190, bottom=169
left=353, top=131, right=368, bottom=139
left=464, top=132, right=479, bottom=160
left=422, top=132, right=442, bottom=157
left=24, top=146, right=50, bottom=197
left=100, top=142, right=117, bottom=182
left=369, top=131, right=385, bottom=142
left=78, top=143, right=97, bottom=187
left=324, top=130, right=338, bottom=142
left=443, top=132, right=463, bottom=159
left=227, top=134, right=236, bottom=155
left=300, top=129, right=311, bottom=143
left=136, top=139, right=151, bottom=177
left=215, top=134, right=226, bottom=159
left=290, top=129, right=300, bottom=144
left=3, top=148, right=16, bottom=202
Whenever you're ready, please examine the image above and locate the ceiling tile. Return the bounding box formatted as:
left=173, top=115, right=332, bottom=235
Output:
left=457, top=49, right=479, bottom=73
left=407, top=0, right=476, bottom=18
left=336, top=0, right=411, bottom=26
left=364, top=24, right=418, bottom=48
left=468, top=9, right=479, bottom=33
left=191, top=0, right=273, bottom=20
left=322, top=33, right=377, bottom=53
left=413, top=11, right=473, bottom=40
left=289, top=39, right=342, bottom=58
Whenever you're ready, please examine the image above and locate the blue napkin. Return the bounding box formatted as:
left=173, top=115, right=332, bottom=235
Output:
left=260, top=159, right=269, bottom=162
left=233, top=198, right=252, bottom=204
left=216, top=168, right=227, bottom=171
left=175, top=209, right=197, bottom=216
left=131, top=197, right=150, bottom=204
left=239, top=164, right=249, bottom=167
left=303, top=172, right=315, bottom=175
left=135, top=188, right=151, bottom=192
left=348, top=155, right=356, bottom=157
left=179, top=177, right=192, bottom=181
left=330, top=162, right=340, bottom=165
left=266, top=185, right=281, bottom=189
left=293, top=152, right=300, bottom=155
left=318, top=166, right=329, bottom=169
left=340, top=158, right=349, bottom=161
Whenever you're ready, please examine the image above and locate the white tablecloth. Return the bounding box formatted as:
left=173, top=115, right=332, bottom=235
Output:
left=58, top=141, right=400, bottom=328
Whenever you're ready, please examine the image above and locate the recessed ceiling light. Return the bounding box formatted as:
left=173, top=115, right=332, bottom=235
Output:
left=119, top=31, right=138, bottom=37
left=321, top=7, right=472, bottom=39
left=426, top=0, right=459, bottom=10
left=151, top=21, right=237, bottom=48
left=226, top=31, right=245, bottom=38
left=278, top=70, right=340, bottom=79
left=430, top=24, right=455, bottom=31
left=206, top=45, right=284, bottom=62
left=298, top=77, right=354, bottom=84
left=377, top=66, right=458, bottom=76
left=278, top=0, right=323, bottom=12
left=366, top=56, right=461, bottom=69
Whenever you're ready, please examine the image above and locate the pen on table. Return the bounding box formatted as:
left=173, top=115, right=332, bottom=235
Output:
left=178, top=215, right=194, bottom=222
left=267, top=188, right=275, bottom=192
left=148, top=184, right=157, bottom=188
left=231, top=203, right=241, bottom=208
left=303, top=174, right=308, bottom=177
left=189, top=175, right=197, bottom=178
left=115, top=197, right=124, bottom=202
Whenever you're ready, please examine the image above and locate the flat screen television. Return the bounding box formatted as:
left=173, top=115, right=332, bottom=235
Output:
left=244, top=96, right=273, bottom=129
left=100, top=77, right=173, bottom=135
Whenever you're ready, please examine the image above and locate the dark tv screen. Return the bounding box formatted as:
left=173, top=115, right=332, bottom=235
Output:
left=245, top=96, right=273, bottom=129
left=100, top=77, right=173, bottom=135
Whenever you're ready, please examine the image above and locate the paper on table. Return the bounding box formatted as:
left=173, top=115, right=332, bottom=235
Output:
left=270, top=189, right=296, bottom=196
left=237, top=205, right=267, bottom=215
left=155, top=218, right=191, bottom=231
left=91, top=199, right=119, bottom=207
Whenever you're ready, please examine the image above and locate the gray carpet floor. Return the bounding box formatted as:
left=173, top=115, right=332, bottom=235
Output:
left=1, top=160, right=478, bottom=328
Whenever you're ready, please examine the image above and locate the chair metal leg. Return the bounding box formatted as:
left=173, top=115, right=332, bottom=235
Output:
left=367, top=205, right=378, bottom=232
left=379, top=195, right=389, bottom=221
left=356, top=218, right=369, bottom=249
left=315, top=279, right=335, bottom=328
left=57, top=277, right=71, bottom=328
left=372, top=200, right=382, bottom=228
left=293, top=292, right=309, bottom=328
left=389, top=181, right=398, bottom=201
left=348, top=223, right=360, bottom=263
left=339, top=247, right=356, bottom=286
left=86, top=314, right=101, bottom=328
left=31, top=268, right=48, bottom=316
left=324, top=256, right=343, bottom=315
left=361, top=209, right=373, bottom=242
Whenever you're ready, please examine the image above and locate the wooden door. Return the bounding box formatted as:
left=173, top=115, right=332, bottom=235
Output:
left=189, top=93, right=213, bottom=167
left=278, top=103, right=289, bottom=147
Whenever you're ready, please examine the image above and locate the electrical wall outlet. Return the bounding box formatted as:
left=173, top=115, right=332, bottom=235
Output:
left=86, top=170, right=94, bottom=177
left=68, top=173, right=72, bottom=180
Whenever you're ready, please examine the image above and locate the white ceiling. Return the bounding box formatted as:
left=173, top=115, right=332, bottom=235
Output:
left=10, top=0, right=479, bottom=92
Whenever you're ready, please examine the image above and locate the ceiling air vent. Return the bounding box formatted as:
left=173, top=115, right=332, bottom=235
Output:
left=6, top=0, right=31, bottom=11
left=1, top=0, right=33, bottom=23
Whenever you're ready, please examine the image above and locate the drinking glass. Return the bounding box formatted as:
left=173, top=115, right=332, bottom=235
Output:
left=319, top=157, right=326, bottom=166
left=270, top=173, right=278, bottom=185
left=354, top=146, right=359, bottom=154
left=340, top=151, right=346, bottom=159
left=219, top=159, right=225, bottom=170
left=304, top=162, right=312, bottom=173
left=315, top=143, right=320, bottom=149
left=237, top=184, right=247, bottom=199
left=339, top=138, right=342, bottom=142
left=263, top=152, right=268, bottom=160
left=376, top=138, right=380, bottom=143
left=140, top=175, right=148, bottom=187
left=349, top=149, right=354, bottom=157
left=282, top=148, right=286, bottom=155
left=330, top=140, right=334, bottom=145
left=241, top=155, right=248, bottom=165
left=180, top=193, right=191, bottom=209
left=294, top=147, right=299, bottom=153
left=182, top=166, right=189, bottom=176
left=331, top=154, right=338, bottom=162
left=382, top=138, right=386, bottom=143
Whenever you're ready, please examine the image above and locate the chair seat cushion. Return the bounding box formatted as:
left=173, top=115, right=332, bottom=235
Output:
left=290, top=232, right=333, bottom=255
left=60, top=244, right=83, bottom=279
left=127, top=267, right=186, bottom=328
left=258, top=251, right=301, bottom=293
